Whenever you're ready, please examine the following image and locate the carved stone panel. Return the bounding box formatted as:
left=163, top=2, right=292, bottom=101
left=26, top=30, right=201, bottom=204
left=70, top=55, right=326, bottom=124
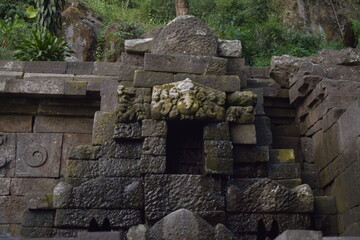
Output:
left=151, top=78, right=226, bottom=121
left=16, top=133, right=62, bottom=177
left=0, top=133, right=16, bottom=177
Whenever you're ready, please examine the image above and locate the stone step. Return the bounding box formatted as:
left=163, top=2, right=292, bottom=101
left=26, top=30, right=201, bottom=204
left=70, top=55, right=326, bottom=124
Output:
left=269, top=149, right=295, bottom=164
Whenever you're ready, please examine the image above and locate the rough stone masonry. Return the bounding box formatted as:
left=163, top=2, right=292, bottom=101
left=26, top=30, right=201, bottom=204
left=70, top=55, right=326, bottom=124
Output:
left=2, top=14, right=359, bottom=240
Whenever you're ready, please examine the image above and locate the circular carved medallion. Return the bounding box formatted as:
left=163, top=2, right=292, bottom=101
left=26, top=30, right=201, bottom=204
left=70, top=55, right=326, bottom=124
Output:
left=24, top=144, right=48, bottom=167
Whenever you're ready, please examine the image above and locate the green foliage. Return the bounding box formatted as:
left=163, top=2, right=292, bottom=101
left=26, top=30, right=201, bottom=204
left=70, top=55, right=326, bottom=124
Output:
left=36, top=0, right=65, bottom=34
left=0, top=0, right=35, bottom=19
left=0, top=15, right=35, bottom=59
left=350, top=19, right=360, bottom=37
left=13, top=30, right=74, bottom=61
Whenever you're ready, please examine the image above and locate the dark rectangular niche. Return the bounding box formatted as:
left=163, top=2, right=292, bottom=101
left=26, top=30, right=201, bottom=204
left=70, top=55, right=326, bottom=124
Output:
left=166, top=121, right=204, bottom=174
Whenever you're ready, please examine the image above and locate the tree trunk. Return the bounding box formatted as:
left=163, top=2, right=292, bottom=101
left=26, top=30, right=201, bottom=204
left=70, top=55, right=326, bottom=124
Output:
left=175, top=0, right=189, bottom=16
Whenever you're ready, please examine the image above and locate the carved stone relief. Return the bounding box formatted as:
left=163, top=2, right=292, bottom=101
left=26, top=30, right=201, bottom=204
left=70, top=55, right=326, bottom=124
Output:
left=0, top=133, right=15, bottom=177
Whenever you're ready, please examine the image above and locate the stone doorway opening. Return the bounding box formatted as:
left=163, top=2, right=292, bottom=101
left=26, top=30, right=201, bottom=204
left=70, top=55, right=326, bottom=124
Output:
left=166, top=120, right=204, bottom=174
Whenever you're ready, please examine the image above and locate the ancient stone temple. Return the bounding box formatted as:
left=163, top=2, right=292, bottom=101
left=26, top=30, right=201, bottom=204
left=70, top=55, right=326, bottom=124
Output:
left=0, top=15, right=359, bottom=240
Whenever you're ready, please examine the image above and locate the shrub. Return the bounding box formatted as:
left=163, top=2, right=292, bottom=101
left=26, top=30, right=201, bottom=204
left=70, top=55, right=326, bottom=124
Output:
left=14, top=30, right=74, bottom=61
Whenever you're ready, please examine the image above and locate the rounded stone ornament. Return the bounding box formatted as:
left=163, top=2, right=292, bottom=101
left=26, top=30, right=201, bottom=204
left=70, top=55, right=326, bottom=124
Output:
left=24, top=143, right=48, bottom=167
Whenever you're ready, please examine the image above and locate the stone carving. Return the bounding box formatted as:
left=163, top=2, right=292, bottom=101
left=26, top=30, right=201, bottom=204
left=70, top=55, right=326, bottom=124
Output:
left=151, top=78, right=226, bottom=121
left=24, top=143, right=48, bottom=167
left=116, top=85, right=151, bottom=122
left=226, top=106, right=255, bottom=124
left=0, top=134, right=7, bottom=168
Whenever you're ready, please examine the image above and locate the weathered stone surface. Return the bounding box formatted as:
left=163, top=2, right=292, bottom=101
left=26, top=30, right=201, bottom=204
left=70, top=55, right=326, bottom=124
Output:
left=227, top=91, right=257, bottom=107
left=314, top=196, right=337, bottom=214
left=116, top=86, right=151, bottom=123
left=144, top=53, right=227, bottom=75
left=0, top=116, right=32, bottom=133
left=227, top=213, right=312, bottom=233
left=15, top=133, right=62, bottom=178
left=11, top=178, right=58, bottom=196
left=121, top=52, right=145, bottom=67
left=152, top=15, right=217, bottom=56
left=255, top=116, right=272, bottom=146
left=230, top=124, right=256, bottom=144
left=99, top=158, right=139, bottom=177
left=66, top=62, right=94, bottom=75
left=113, top=122, right=142, bottom=140
left=218, top=39, right=242, bottom=58
left=151, top=79, right=226, bottom=121
left=0, top=133, right=15, bottom=178
left=275, top=230, right=322, bottom=240
left=69, top=145, right=100, bottom=160
left=23, top=73, right=74, bottom=81
left=0, top=60, right=24, bottom=72
left=174, top=73, right=241, bottom=92
left=203, top=122, right=230, bottom=140
left=54, top=177, right=143, bottom=209
left=23, top=210, right=55, bottom=227
left=275, top=178, right=302, bottom=189
left=312, top=48, right=360, bottom=66
left=250, top=67, right=270, bottom=79
left=134, top=70, right=174, bottom=87
left=204, top=157, right=233, bottom=175
left=289, top=75, right=323, bottom=104
left=64, top=81, right=87, bottom=96
left=78, top=232, right=122, bottom=240
left=269, top=149, right=295, bottom=164
left=139, top=155, right=166, bottom=174
left=125, top=38, right=153, bottom=53
left=226, top=106, right=255, bottom=124
left=67, top=160, right=98, bottom=178
left=34, top=116, right=93, bottom=133
left=24, top=61, right=67, bottom=74
left=233, top=145, right=269, bottom=163
left=147, top=209, right=216, bottom=240
left=227, top=179, right=313, bottom=213
left=214, top=223, right=235, bottom=240
left=0, top=196, right=27, bottom=223
left=338, top=100, right=360, bottom=154
left=0, top=71, right=23, bottom=80
left=0, top=178, right=10, bottom=195
left=55, top=209, right=142, bottom=228
left=98, top=141, right=142, bottom=159
left=204, top=140, right=233, bottom=159
left=145, top=175, right=224, bottom=223
left=37, top=99, right=98, bottom=117
left=143, top=137, right=166, bottom=156
left=100, top=79, right=119, bottom=112
left=268, top=163, right=301, bottom=180
left=92, top=112, right=116, bottom=145
left=20, top=226, right=54, bottom=238
left=142, top=119, right=167, bottom=137
left=126, top=224, right=148, bottom=240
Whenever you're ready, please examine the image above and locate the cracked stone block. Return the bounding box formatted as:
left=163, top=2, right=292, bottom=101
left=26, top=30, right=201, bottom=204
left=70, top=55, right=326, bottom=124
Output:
left=15, top=133, right=62, bottom=177
left=142, top=137, right=166, bottom=156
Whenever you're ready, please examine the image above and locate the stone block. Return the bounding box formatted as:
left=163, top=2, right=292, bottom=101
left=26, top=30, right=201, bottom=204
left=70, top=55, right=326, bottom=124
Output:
left=113, top=122, right=142, bottom=140
left=247, top=88, right=265, bottom=116
left=227, top=179, right=313, bottom=213
left=321, top=107, right=346, bottom=132
left=74, top=74, right=119, bottom=82
left=0, top=71, right=23, bottom=79
left=0, top=196, right=27, bottom=223
left=5, top=79, right=65, bottom=96
left=68, top=145, right=100, bottom=160
left=301, top=137, right=314, bottom=163
left=228, top=213, right=311, bottom=233
left=275, top=179, right=302, bottom=189
left=0, top=133, right=16, bottom=177
left=145, top=175, right=224, bottom=223
left=78, top=232, right=122, bottom=240
left=142, top=119, right=167, bottom=137
left=233, top=145, right=269, bottom=163
left=143, top=137, right=166, bottom=156
left=0, top=116, right=32, bottom=133
left=91, top=112, right=115, bottom=145
left=37, top=99, right=99, bottom=117
left=64, top=81, right=87, bottom=96
left=133, top=70, right=174, bottom=87
left=55, top=209, right=142, bottom=228
left=254, top=116, right=272, bottom=146
left=301, top=171, right=321, bottom=189
left=144, top=53, right=227, bottom=75
left=23, top=210, right=55, bottom=227
left=119, top=65, right=142, bottom=81
left=24, top=61, right=67, bottom=74
left=127, top=224, right=148, bottom=240
left=15, top=133, right=62, bottom=177
left=23, top=73, right=74, bottom=81
left=289, top=75, right=323, bottom=104
left=204, top=140, right=233, bottom=159
left=99, top=158, right=140, bottom=177
left=319, top=157, right=340, bottom=188
left=275, top=230, right=322, bottom=240
left=230, top=124, right=256, bottom=144
left=100, top=78, right=119, bottom=112
left=314, top=196, right=337, bottom=214
left=0, top=98, right=37, bottom=115
left=93, top=62, right=121, bottom=76
left=0, top=79, right=5, bottom=92
left=98, top=141, right=142, bottom=159
left=0, top=60, right=24, bottom=72
left=204, top=157, right=233, bottom=175
left=271, top=123, right=300, bottom=137
left=203, top=122, right=230, bottom=140
left=227, top=91, right=257, bottom=107
left=250, top=67, right=270, bottom=79
left=125, top=38, right=153, bottom=53
left=0, top=178, right=10, bottom=195
left=66, top=62, right=94, bottom=75
left=34, top=116, right=93, bottom=134
left=11, top=178, right=58, bottom=196
left=139, top=155, right=166, bottom=174
left=61, top=133, right=92, bottom=178
left=269, top=149, right=295, bottom=164
left=121, top=52, right=145, bottom=67
left=226, top=58, right=246, bottom=74
left=67, top=160, right=98, bottom=178
left=338, top=100, right=360, bottom=153
left=233, top=162, right=268, bottom=178
left=268, top=163, right=301, bottom=180
left=174, top=73, right=241, bottom=92
left=226, top=106, right=255, bottom=124
left=272, top=136, right=302, bottom=162
left=218, top=39, right=242, bottom=57
left=87, top=80, right=101, bottom=92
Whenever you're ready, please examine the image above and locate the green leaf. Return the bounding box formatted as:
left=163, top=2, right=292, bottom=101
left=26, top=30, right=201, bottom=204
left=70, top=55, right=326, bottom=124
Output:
left=26, top=5, right=38, bottom=19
